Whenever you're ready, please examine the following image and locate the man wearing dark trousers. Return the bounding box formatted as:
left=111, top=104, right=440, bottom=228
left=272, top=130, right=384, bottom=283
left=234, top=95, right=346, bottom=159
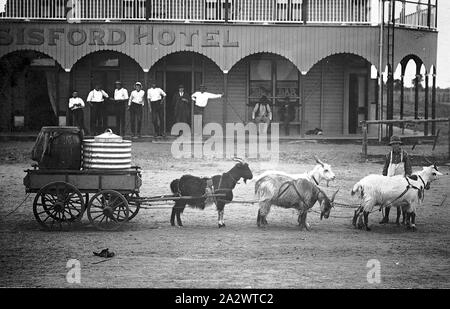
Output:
left=69, top=90, right=85, bottom=133
left=147, top=81, right=166, bottom=137
left=113, top=81, right=129, bottom=136
left=173, top=84, right=191, bottom=125
left=87, top=84, right=109, bottom=134
left=128, top=82, right=146, bottom=138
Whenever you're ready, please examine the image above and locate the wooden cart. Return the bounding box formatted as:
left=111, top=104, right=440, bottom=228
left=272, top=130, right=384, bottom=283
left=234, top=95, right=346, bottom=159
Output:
left=23, top=167, right=142, bottom=231
left=23, top=166, right=226, bottom=231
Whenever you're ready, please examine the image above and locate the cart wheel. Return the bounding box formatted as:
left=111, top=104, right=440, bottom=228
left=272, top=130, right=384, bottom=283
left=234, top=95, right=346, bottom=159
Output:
left=33, top=181, right=85, bottom=231
left=124, top=192, right=141, bottom=221
left=87, top=190, right=129, bottom=231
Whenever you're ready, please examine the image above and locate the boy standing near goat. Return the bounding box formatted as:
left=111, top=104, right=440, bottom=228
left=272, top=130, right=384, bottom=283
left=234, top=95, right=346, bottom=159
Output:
left=380, top=135, right=412, bottom=224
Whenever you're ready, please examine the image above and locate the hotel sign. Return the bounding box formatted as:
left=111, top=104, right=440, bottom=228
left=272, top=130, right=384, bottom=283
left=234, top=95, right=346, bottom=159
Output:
left=0, top=25, right=239, bottom=48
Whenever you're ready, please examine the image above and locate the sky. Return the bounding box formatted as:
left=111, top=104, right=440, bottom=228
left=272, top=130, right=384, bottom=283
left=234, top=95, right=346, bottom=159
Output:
left=436, top=1, right=450, bottom=88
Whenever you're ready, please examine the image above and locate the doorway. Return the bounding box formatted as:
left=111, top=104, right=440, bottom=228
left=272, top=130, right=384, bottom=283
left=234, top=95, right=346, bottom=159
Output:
left=91, top=70, right=120, bottom=133
left=348, top=73, right=367, bottom=134
left=165, top=71, right=192, bottom=131
left=26, top=69, right=58, bottom=130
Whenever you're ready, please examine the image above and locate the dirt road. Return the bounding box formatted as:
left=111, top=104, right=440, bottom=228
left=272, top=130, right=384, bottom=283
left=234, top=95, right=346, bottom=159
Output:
left=0, top=141, right=449, bottom=288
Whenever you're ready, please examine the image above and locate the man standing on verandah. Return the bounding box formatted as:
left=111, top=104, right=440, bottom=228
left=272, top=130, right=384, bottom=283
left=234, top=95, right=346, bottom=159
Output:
left=191, top=84, right=223, bottom=129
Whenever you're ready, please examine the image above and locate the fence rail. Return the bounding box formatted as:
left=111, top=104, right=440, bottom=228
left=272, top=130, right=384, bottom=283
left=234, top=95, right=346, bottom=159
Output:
left=360, top=118, right=450, bottom=159
left=0, top=0, right=438, bottom=29
left=390, top=0, right=437, bottom=29
left=308, top=0, right=370, bottom=23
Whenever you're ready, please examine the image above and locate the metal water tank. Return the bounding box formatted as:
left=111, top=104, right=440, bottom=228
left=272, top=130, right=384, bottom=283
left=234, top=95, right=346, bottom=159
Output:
left=82, top=129, right=132, bottom=170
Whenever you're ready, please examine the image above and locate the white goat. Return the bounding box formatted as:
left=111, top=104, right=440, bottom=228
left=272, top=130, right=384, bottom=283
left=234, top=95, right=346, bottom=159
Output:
left=351, top=164, right=442, bottom=231
left=255, top=156, right=336, bottom=186
left=255, top=174, right=338, bottom=230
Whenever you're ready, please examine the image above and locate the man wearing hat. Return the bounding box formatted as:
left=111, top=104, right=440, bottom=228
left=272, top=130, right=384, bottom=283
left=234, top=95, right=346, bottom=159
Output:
left=380, top=135, right=412, bottom=224
left=173, top=84, right=191, bottom=125
left=128, top=82, right=146, bottom=138
left=147, top=81, right=167, bottom=137
left=113, top=81, right=129, bottom=136
left=191, top=84, right=223, bottom=127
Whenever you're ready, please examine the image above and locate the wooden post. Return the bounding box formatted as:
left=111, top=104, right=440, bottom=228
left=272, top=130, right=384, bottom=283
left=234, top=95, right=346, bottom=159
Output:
left=302, top=0, right=308, bottom=24
left=223, top=71, right=228, bottom=127
left=432, top=69, right=437, bottom=135
left=362, top=122, right=368, bottom=159
left=424, top=73, right=429, bottom=135
left=414, top=67, right=420, bottom=119
left=448, top=118, right=450, bottom=160
left=300, top=72, right=305, bottom=137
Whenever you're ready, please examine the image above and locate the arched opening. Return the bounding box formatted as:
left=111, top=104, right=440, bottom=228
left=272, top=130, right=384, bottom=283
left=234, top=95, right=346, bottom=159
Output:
left=229, top=52, right=301, bottom=136
left=305, top=53, right=374, bottom=135
left=0, top=50, right=62, bottom=132
left=71, top=50, right=144, bottom=135
left=150, top=51, right=222, bottom=133
left=394, top=54, right=429, bottom=135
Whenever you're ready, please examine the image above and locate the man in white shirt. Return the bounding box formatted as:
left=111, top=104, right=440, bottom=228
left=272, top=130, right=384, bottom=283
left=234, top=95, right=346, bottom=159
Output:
left=147, top=81, right=167, bottom=137
left=128, top=82, right=146, bottom=138
left=191, top=85, right=223, bottom=127
left=113, top=81, right=129, bottom=136
left=87, top=84, right=109, bottom=134
left=69, top=90, right=85, bottom=132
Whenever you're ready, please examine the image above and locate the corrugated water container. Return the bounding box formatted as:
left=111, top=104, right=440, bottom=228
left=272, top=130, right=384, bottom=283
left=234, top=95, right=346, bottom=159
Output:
left=31, top=126, right=83, bottom=170
left=82, top=129, right=132, bottom=170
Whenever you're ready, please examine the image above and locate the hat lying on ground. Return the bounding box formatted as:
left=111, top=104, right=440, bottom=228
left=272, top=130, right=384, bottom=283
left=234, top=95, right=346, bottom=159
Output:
left=93, top=248, right=115, bottom=258
left=389, top=135, right=403, bottom=145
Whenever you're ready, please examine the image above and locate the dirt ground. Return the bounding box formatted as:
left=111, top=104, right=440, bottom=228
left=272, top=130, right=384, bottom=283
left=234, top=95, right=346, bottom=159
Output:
left=0, top=140, right=449, bottom=288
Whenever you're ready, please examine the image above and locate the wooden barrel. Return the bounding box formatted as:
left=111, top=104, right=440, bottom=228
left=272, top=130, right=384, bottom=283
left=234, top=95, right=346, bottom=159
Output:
left=82, top=139, right=132, bottom=170
left=31, top=126, right=83, bottom=170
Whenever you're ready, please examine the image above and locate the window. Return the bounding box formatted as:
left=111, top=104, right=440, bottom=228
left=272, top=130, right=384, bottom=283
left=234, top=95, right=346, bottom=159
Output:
left=248, top=57, right=300, bottom=122
left=92, top=54, right=120, bottom=67
left=249, top=59, right=272, bottom=102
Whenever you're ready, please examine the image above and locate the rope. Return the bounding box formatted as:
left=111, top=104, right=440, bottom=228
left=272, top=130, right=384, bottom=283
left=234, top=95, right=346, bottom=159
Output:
left=308, top=209, right=355, bottom=219
left=1, top=193, right=32, bottom=218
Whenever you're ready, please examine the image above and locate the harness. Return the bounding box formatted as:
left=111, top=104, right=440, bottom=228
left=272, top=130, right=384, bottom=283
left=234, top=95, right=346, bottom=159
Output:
left=311, top=175, right=319, bottom=186
left=383, top=175, right=425, bottom=209
left=275, top=180, right=321, bottom=210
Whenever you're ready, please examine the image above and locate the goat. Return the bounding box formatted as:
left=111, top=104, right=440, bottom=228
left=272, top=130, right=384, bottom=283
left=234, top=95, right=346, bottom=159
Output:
left=255, top=156, right=336, bottom=186
left=169, top=158, right=253, bottom=228
left=351, top=164, right=442, bottom=231
left=255, top=174, right=338, bottom=230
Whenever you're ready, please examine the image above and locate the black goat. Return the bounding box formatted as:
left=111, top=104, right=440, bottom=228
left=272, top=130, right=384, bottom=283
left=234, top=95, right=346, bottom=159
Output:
left=169, top=158, right=253, bottom=227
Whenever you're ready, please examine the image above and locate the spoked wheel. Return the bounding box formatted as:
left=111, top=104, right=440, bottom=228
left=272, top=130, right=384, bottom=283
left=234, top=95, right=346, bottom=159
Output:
left=87, top=190, right=129, bottom=231
left=33, top=181, right=85, bottom=231
left=124, top=192, right=141, bottom=221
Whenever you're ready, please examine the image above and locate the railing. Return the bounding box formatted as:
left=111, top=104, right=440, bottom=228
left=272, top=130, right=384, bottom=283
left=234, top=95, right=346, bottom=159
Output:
left=0, top=0, right=438, bottom=29
left=0, top=0, right=146, bottom=20
left=69, top=0, right=146, bottom=20
left=148, top=0, right=225, bottom=21
left=148, top=0, right=304, bottom=23
left=0, top=0, right=67, bottom=20
left=308, top=0, right=371, bottom=23
left=391, top=0, right=437, bottom=29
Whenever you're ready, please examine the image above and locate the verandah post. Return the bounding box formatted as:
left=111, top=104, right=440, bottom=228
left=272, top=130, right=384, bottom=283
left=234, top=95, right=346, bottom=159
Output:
left=448, top=118, right=450, bottom=160
left=362, top=121, right=368, bottom=159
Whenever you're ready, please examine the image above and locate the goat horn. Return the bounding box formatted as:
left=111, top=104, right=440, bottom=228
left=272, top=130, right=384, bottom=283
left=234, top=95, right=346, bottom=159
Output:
left=232, top=157, right=245, bottom=164
left=331, top=189, right=339, bottom=202
left=423, top=156, right=433, bottom=165
left=313, top=155, right=325, bottom=167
